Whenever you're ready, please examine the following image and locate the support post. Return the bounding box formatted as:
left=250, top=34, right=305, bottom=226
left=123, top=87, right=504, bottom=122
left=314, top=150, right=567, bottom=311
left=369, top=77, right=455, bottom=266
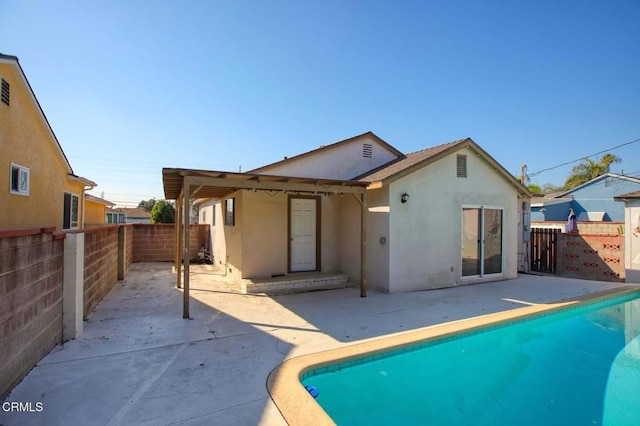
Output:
left=176, top=196, right=182, bottom=289
left=183, top=178, right=191, bottom=318
left=360, top=192, right=367, bottom=297
left=63, top=233, right=84, bottom=340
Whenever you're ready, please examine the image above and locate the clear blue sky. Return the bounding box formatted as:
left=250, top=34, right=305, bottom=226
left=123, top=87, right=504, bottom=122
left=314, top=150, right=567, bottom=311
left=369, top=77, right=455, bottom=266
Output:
left=2, top=0, right=639, bottom=206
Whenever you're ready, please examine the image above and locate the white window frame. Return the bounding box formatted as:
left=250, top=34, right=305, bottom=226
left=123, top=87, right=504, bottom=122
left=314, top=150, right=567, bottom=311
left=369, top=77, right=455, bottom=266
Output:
left=10, top=163, right=30, bottom=196
left=63, top=192, right=80, bottom=230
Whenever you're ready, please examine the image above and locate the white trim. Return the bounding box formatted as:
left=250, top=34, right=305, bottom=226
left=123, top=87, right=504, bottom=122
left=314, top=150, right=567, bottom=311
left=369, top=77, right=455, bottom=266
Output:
left=63, top=192, right=81, bottom=230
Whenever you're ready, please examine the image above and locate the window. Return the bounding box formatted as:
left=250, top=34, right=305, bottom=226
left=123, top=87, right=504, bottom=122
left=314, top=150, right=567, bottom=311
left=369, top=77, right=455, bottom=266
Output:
left=63, top=192, right=80, bottom=229
left=224, top=198, right=235, bottom=226
left=456, top=154, right=467, bottom=178
left=106, top=212, right=126, bottom=223
left=202, top=210, right=207, bottom=223
left=10, top=163, right=29, bottom=195
left=1, top=79, right=9, bottom=106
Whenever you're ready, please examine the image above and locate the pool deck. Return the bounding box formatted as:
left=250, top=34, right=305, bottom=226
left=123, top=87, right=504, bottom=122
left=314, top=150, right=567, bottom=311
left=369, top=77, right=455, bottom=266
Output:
left=1, top=263, right=636, bottom=426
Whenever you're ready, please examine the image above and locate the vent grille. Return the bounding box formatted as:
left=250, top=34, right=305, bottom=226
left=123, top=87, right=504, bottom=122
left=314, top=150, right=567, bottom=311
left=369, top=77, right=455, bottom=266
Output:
left=457, top=155, right=467, bottom=178
left=1, top=79, right=9, bottom=106
left=363, top=143, right=373, bottom=158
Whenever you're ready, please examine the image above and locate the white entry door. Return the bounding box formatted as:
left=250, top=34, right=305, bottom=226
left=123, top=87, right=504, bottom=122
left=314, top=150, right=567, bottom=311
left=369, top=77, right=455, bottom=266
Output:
left=290, top=198, right=317, bottom=272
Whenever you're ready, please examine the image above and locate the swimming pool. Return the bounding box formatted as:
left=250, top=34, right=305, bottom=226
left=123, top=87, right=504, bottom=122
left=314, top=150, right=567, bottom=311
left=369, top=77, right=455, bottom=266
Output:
left=268, top=288, right=640, bottom=425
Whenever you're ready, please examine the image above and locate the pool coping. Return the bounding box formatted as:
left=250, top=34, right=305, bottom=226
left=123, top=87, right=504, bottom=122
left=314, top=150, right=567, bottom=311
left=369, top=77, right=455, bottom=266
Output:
left=266, top=286, right=640, bottom=425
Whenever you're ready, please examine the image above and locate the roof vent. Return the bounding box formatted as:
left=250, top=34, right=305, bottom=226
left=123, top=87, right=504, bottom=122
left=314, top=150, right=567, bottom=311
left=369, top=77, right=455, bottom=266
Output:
left=1, top=79, right=9, bottom=106
left=363, top=143, right=373, bottom=158
left=456, top=154, right=467, bottom=178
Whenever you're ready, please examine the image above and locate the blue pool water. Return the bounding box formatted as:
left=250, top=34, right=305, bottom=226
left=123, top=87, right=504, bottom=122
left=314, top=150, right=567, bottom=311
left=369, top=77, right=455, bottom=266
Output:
left=302, top=292, right=640, bottom=425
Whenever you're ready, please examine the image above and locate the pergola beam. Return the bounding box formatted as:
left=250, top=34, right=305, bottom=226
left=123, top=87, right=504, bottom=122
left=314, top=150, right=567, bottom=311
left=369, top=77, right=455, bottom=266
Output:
left=187, top=176, right=366, bottom=195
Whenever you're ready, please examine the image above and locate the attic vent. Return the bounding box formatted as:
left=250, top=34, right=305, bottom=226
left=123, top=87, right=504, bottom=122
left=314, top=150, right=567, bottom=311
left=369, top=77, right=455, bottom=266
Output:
left=1, top=79, right=9, bottom=106
left=363, top=143, right=373, bottom=158
left=456, top=154, right=467, bottom=178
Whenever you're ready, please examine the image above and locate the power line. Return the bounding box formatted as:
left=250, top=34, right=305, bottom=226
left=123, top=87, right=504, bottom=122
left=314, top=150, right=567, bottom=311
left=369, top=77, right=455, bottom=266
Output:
left=528, top=137, right=640, bottom=178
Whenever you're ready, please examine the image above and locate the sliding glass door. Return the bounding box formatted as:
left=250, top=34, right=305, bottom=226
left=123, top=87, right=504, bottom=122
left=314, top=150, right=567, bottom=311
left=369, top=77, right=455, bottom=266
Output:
left=462, top=207, right=503, bottom=277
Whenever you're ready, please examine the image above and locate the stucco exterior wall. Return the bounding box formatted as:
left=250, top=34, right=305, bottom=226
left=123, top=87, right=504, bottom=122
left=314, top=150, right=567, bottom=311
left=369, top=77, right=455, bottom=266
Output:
left=222, top=192, right=243, bottom=283
left=84, top=199, right=107, bottom=227
left=563, top=176, right=640, bottom=222
left=365, top=186, right=390, bottom=292
left=387, top=147, right=519, bottom=292
left=255, top=134, right=399, bottom=180
left=624, top=200, right=640, bottom=283
left=198, top=199, right=216, bottom=255
left=0, top=62, right=86, bottom=231
left=337, top=194, right=362, bottom=285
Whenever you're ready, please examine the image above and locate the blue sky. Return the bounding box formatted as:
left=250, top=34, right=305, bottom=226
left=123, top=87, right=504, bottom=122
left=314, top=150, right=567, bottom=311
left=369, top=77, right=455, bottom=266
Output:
left=2, top=0, right=639, bottom=206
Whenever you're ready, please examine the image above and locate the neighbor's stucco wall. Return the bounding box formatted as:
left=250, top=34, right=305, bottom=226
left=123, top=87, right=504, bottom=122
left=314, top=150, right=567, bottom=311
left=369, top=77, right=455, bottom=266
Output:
left=255, top=134, right=399, bottom=180
left=84, top=199, right=107, bottom=227
left=624, top=200, right=640, bottom=283
left=387, top=147, right=520, bottom=292
left=0, top=61, right=86, bottom=231
left=365, top=186, right=390, bottom=292
left=563, top=176, right=640, bottom=222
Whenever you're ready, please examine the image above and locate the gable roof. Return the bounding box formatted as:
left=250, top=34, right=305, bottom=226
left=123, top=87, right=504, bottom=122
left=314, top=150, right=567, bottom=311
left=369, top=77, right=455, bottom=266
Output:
left=85, top=193, right=114, bottom=207
left=556, top=173, right=640, bottom=197
left=1, top=53, right=98, bottom=188
left=356, top=137, right=531, bottom=196
left=249, top=131, right=403, bottom=173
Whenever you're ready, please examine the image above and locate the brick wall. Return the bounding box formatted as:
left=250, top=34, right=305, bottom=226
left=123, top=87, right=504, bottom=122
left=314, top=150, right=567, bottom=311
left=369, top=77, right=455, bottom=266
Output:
left=0, top=228, right=64, bottom=397
left=132, top=224, right=209, bottom=262
left=83, top=226, right=119, bottom=318
left=557, top=233, right=625, bottom=282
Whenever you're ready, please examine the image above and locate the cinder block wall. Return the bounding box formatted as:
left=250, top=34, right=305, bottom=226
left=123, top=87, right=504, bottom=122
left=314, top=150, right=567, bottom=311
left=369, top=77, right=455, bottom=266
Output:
left=83, top=226, right=119, bottom=318
left=532, top=221, right=624, bottom=235
left=0, top=228, right=64, bottom=398
left=132, top=224, right=209, bottom=262
left=558, top=233, right=625, bottom=281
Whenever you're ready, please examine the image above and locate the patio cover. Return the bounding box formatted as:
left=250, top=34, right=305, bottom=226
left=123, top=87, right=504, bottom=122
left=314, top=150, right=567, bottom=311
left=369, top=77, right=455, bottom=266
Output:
left=162, top=168, right=370, bottom=318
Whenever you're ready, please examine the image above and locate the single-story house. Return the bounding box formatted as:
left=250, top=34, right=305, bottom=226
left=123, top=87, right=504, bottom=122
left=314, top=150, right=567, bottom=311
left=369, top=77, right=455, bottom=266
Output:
left=106, top=207, right=152, bottom=224
left=84, top=194, right=114, bottom=227
left=614, top=191, right=640, bottom=283
left=164, top=132, right=531, bottom=297
left=532, top=173, right=640, bottom=222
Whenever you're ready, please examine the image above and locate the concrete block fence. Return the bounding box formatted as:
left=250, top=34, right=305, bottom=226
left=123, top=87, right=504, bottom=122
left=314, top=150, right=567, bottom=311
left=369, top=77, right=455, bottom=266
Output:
left=557, top=233, right=625, bottom=282
left=0, top=223, right=208, bottom=398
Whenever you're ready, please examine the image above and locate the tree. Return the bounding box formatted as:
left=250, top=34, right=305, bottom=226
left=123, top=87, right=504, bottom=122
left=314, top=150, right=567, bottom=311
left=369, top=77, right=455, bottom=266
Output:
left=526, top=183, right=543, bottom=194
left=562, top=153, right=621, bottom=190
left=150, top=200, right=175, bottom=223
left=138, top=198, right=157, bottom=212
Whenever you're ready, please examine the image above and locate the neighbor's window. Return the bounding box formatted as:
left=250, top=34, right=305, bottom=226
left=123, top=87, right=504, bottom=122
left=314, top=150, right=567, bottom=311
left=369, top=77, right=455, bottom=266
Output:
left=224, top=198, right=235, bottom=226
left=63, top=192, right=80, bottom=229
left=10, top=163, right=30, bottom=195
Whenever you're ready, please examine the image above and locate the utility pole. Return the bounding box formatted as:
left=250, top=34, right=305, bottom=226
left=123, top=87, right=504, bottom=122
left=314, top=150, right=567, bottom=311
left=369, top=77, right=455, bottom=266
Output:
left=520, top=164, right=527, bottom=184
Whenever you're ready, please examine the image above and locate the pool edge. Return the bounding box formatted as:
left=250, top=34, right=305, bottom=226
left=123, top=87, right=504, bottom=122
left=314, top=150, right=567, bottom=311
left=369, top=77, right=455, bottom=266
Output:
left=267, top=286, right=640, bottom=426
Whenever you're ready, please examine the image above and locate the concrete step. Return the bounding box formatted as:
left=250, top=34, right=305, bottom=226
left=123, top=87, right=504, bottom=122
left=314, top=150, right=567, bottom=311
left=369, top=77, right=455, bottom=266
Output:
left=242, top=272, right=350, bottom=295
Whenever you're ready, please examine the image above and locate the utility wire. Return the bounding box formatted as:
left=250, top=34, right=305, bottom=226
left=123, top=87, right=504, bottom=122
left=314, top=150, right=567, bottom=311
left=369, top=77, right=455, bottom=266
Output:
left=528, top=137, right=640, bottom=177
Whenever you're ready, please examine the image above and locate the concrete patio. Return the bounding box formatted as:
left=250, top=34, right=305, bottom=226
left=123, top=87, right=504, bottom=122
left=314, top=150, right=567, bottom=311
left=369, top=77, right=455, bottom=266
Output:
left=0, top=263, right=633, bottom=425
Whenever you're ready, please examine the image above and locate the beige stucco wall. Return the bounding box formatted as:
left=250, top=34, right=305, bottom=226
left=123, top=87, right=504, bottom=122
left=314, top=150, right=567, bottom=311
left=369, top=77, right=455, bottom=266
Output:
left=84, top=199, right=107, bottom=227
left=387, top=147, right=520, bottom=292
left=255, top=134, right=399, bottom=180
left=198, top=199, right=216, bottom=255
left=365, top=186, right=390, bottom=292
left=623, top=200, right=640, bottom=283
left=0, top=61, right=87, bottom=231
left=210, top=189, right=358, bottom=283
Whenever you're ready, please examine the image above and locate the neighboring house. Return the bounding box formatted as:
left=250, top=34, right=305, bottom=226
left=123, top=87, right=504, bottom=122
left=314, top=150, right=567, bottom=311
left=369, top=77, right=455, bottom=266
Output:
left=84, top=194, right=114, bottom=227
left=532, top=174, right=640, bottom=222
left=614, top=191, right=640, bottom=283
left=106, top=207, right=152, bottom=224
left=169, top=132, right=531, bottom=293
left=0, top=53, right=97, bottom=231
